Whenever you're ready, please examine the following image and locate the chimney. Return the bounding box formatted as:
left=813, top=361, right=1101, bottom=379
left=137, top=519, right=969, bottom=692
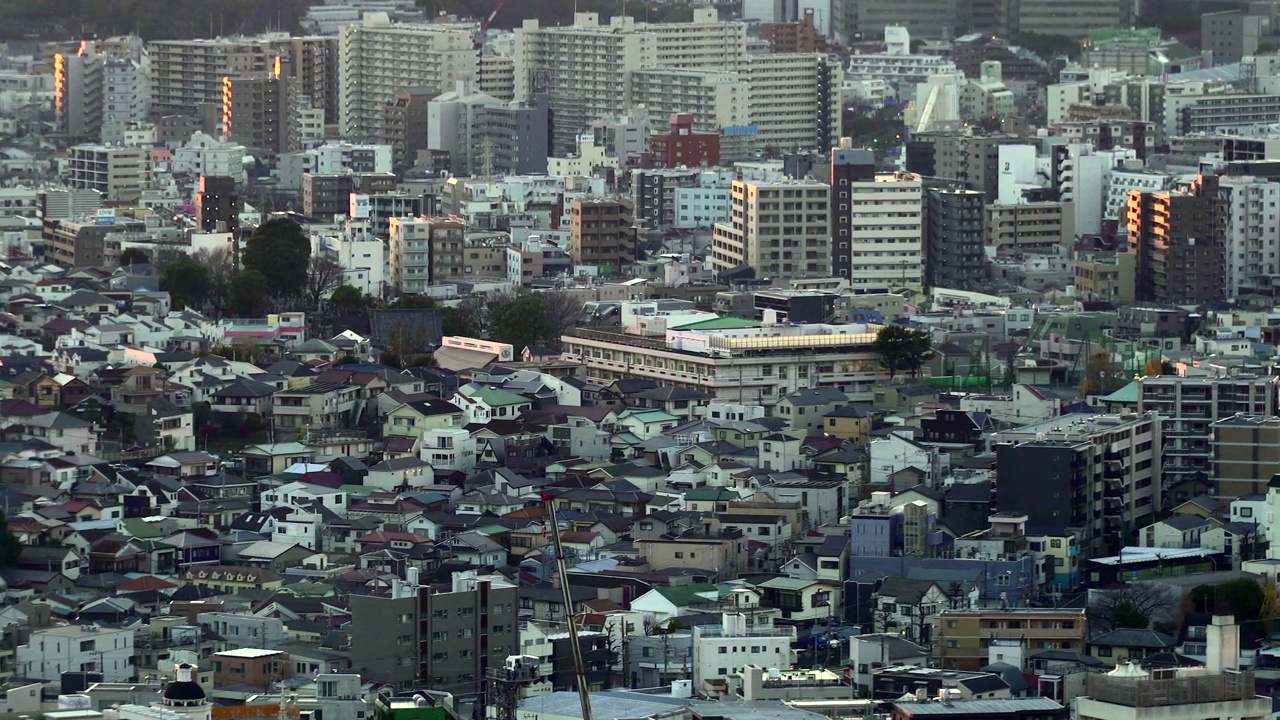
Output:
left=1206, top=614, right=1239, bottom=674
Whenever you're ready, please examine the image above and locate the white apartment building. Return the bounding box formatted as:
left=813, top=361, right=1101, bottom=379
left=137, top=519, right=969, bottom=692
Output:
left=1056, top=144, right=1137, bottom=235
left=562, top=315, right=888, bottom=404
left=336, top=231, right=387, bottom=299
left=1221, top=176, right=1280, bottom=298
left=844, top=172, right=923, bottom=294
left=744, top=53, right=841, bottom=152
left=712, top=179, right=830, bottom=280
left=645, top=8, right=747, bottom=68
left=67, top=144, right=150, bottom=202
left=17, top=625, right=136, bottom=682
left=626, top=67, right=750, bottom=134
left=171, top=132, right=248, bottom=178
left=101, top=57, right=148, bottom=144
left=478, top=55, right=515, bottom=102
left=674, top=186, right=732, bottom=229
left=389, top=217, right=434, bottom=295
left=1104, top=169, right=1171, bottom=220
left=338, top=14, right=477, bottom=139
left=845, top=27, right=957, bottom=93
left=515, top=13, right=659, bottom=153
left=692, top=614, right=796, bottom=695
left=276, top=142, right=394, bottom=190
left=426, top=83, right=503, bottom=176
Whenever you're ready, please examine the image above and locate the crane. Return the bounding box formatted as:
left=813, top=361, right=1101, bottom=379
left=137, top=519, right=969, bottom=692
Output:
left=482, top=2, right=505, bottom=32
left=541, top=489, right=593, bottom=720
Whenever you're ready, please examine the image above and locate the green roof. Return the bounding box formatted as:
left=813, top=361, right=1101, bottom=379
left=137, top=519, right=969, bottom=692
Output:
left=120, top=518, right=171, bottom=540
left=463, top=385, right=530, bottom=406
left=1101, top=381, right=1139, bottom=403
left=670, top=316, right=763, bottom=330
left=619, top=408, right=679, bottom=422
left=653, top=582, right=720, bottom=607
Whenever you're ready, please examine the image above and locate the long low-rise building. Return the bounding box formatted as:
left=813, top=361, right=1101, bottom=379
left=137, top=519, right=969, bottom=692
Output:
left=561, top=319, right=890, bottom=404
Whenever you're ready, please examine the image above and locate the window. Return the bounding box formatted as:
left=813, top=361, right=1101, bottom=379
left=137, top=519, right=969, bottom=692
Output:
left=1097, top=647, right=1112, bottom=657
left=1240, top=507, right=1254, bottom=518
left=718, top=646, right=728, bottom=654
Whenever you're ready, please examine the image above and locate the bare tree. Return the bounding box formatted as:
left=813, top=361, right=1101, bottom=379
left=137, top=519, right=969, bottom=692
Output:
left=305, top=256, right=346, bottom=310
left=192, top=247, right=236, bottom=310
left=541, top=290, right=585, bottom=345
left=1088, top=581, right=1181, bottom=632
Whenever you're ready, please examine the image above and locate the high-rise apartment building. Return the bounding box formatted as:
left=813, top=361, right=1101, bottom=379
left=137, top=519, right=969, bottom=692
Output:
left=67, top=145, right=150, bottom=202
left=380, top=87, right=438, bottom=171
left=829, top=146, right=923, bottom=291
left=284, top=36, right=340, bottom=126
left=1140, top=374, right=1279, bottom=497
left=1213, top=416, right=1280, bottom=499
left=985, top=201, right=1075, bottom=255
left=995, top=413, right=1162, bottom=555
left=196, top=175, right=242, bottom=263
left=421, top=83, right=551, bottom=177
left=148, top=37, right=285, bottom=118
left=649, top=113, right=720, bottom=169
left=712, top=179, right=830, bottom=280
left=1012, top=0, right=1132, bottom=38
left=349, top=571, right=518, bottom=693
left=1129, top=175, right=1227, bottom=305
left=338, top=15, right=477, bottom=140
left=569, top=199, right=635, bottom=273
left=743, top=52, right=841, bottom=153
left=222, top=71, right=298, bottom=156
left=515, top=14, right=658, bottom=154
left=303, top=172, right=396, bottom=221
left=925, top=187, right=986, bottom=291
left=1220, top=175, right=1280, bottom=298
left=55, top=41, right=148, bottom=142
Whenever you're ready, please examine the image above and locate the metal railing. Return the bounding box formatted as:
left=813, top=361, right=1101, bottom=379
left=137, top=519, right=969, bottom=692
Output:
left=1084, top=671, right=1256, bottom=707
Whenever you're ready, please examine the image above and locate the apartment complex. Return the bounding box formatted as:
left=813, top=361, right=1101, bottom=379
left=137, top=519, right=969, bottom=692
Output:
left=742, top=52, right=841, bottom=154
left=712, top=179, right=831, bottom=280
left=1129, top=175, right=1227, bottom=305
left=926, top=187, right=986, bottom=291
left=67, top=145, right=150, bottom=201
left=284, top=36, right=340, bottom=125
left=222, top=71, right=297, bottom=156
left=389, top=215, right=466, bottom=293
left=995, top=413, right=1162, bottom=554
left=935, top=608, right=1088, bottom=671
left=569, top=198, right=635, bottom=272
left=562, top=319, right=888, bottom=404
left=148, top=37, right=285, bottom=117
left=338, top=15, right=478, bottom=139
left=1138, top=375, right=1278, bottom=495
left=1213, top=416, right=1280, bottom=499
left=985, top=201, right=1075, bottom=256
left=55, top=42, right=147, bottom=142
left=827, top=152, right=923, bottom=294
left=1220, top=175, right=1280, bottom=298
left=349, top=571, right=518, bottom=694
left=44, top=217, right=147, bottom=269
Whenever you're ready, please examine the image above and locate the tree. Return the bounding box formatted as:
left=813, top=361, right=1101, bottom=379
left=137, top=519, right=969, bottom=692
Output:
left=118, top=247, right=150, bottom=267
left=228, top=270, right=270, bottom=317
left=1088, top=582, right=1180, bottom=632
left=440, top=306, right=480, bottom=337
left=241, top=217, right=311, bottom=298
left=873, top=325, right=933, bottom=380
left=1078, top=351, right=1123, bottom=395
left=330, top=284, right=364, bottom=308
left=541, top=291, right=586, bottom=344
left=159, top=257, right=212, bottom=310
left=1191, top=578, right=1265, bottom=621
left=390, top=293, right=437, bottom=309
left=380, top=319, right=430, bottom=368
left=304, top=256, right=346, bottom=310
left=489, top=294, right=555, bottom=353
left=406, top=353, right=439, bottom=368
left=0, top=513, right=22, bottom=567
left=191, top=247, right=237, bottom=310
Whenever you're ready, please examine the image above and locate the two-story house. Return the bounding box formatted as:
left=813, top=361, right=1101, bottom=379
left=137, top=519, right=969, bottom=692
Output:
left=450, top=384, right=532, bottom=425
left=383, top=399, right=465, bottom=438
left=272, top=382, right=360, bottom=431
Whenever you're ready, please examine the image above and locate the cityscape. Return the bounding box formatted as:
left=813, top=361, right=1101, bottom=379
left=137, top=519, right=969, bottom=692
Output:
left=0, top=0, right=1280, bottom=720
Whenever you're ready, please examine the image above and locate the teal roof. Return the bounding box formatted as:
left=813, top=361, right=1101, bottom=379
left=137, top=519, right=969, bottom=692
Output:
left=653, top=582, right=720, bottom=606
left=1102, top=381, right=1139, bottom=403
left=671, top=316, right=763, bottom=330
left=618, top=408, right=679, bottom=422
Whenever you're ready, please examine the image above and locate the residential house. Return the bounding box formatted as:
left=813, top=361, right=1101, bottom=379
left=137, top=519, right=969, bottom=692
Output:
left=145, top=452, right=220, bottom=478
left=777, top=388, right=848, bottom=434
left=242, top=443, right=315, bottom=475
left=874, top=577, right=950, bottom=645
left=364, top=457, right=432, bottom=491
left=823, top=404, right=880, bottom=446
left=451, top=384, right=533, bottom=425
left=382, top=399, right=464, bottom=438
left=134, top=399, right=195, bottom=451
left=272, top=382, right=360, bottom=431
left=634, top=386, right=712, bottom=422
left=211, top=379, right=278, bottom=417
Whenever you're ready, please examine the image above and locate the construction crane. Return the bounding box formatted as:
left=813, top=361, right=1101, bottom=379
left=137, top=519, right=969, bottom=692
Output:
left=482, top=2, right=505, bottom=32
left=540, top=490, right=593, bottom=720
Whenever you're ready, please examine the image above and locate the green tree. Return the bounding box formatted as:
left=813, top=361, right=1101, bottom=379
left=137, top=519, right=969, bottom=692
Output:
left=330, top=284, right=364, bottom=308
left=0, top=512, right=22, bottom=567
left=228, top=270, right=270, bottom=317
left=441, top=306, right=479, bottom=337
left=159, top=257, right=212, bottom=310
left=118, top=247, right=150, bottom=267
left=1192, top=578, right=1265, bottom=620
left=873, top=325, right=933, bottom=380
left=489, top=294, right=555, bottom=353
left=391, top=293, right=437, bottom=309
left=241, top=218, right=311, bottom=298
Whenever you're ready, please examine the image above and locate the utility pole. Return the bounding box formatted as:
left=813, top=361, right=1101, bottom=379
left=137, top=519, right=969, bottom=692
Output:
left=542, top=491, right=592, bottom=720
